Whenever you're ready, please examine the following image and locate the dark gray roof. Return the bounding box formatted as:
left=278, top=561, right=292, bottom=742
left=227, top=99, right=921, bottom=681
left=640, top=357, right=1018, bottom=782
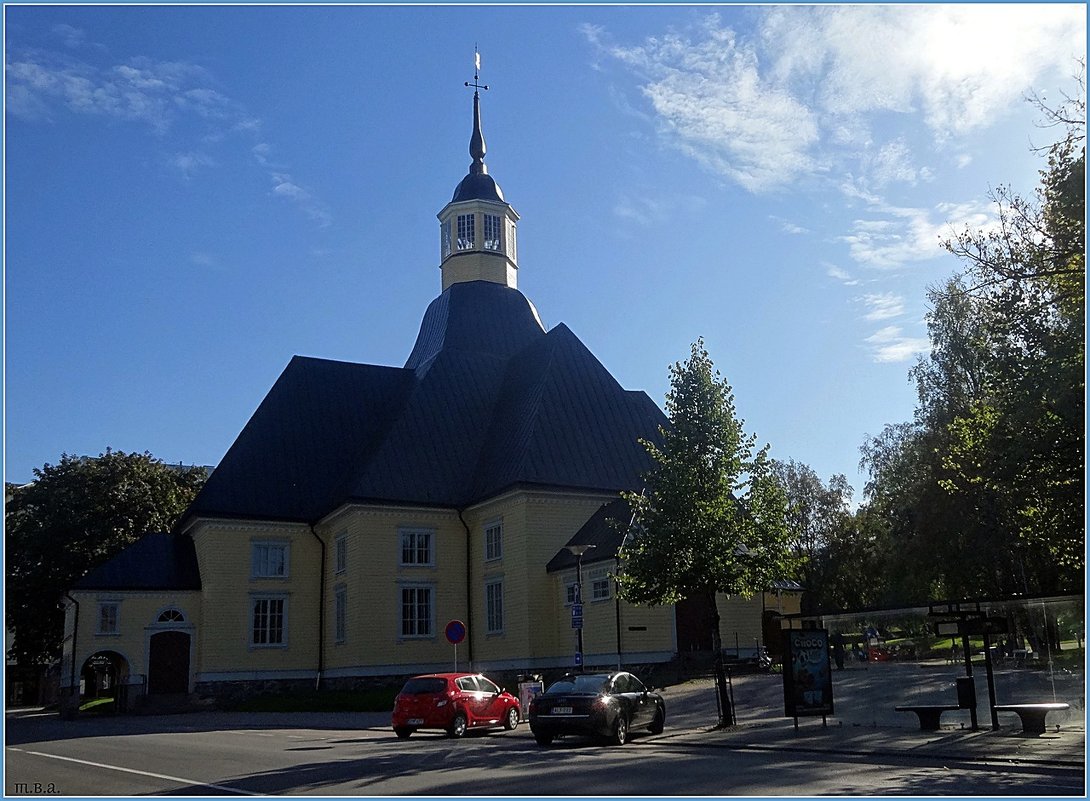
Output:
left=74, top=532, right=201, bottom=591
left=451, top=172, right=505, bottom=203
left=546, top=498, right=633, bottom=573
left=180, top=281, right=666, bottom=526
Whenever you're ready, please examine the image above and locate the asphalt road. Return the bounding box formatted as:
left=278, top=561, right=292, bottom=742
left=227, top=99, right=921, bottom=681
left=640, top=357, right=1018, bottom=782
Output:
left=6, top=687, right=1084, bottom=797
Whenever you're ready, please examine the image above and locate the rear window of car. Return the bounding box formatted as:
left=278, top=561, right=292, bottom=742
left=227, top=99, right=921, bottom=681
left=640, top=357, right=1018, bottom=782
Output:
left=546, top=675, right=609, bottom=694
left=400, top=677, right=448, bottom=694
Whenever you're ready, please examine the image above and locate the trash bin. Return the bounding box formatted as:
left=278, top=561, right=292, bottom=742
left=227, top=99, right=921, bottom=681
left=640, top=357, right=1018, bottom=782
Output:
left=956, top=676, right=976, bottom=709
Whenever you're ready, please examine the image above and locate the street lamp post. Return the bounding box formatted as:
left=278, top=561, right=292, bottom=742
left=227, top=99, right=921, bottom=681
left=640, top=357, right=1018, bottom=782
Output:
left=565, top=544, right=596, bottom=672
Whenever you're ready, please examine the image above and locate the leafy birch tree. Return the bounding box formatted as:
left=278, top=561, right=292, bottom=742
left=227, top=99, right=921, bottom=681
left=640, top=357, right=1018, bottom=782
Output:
left=617, top=339, right=792, bottom=725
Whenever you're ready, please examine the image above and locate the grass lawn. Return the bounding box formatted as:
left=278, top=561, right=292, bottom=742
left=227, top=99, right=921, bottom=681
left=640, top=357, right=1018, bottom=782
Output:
left=78, top=697, right=116, bottom=714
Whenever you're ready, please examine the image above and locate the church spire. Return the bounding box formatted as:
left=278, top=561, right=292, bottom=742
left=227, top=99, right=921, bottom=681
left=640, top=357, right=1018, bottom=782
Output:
left=437, top=50, right=520, bottom=292
left=466, top=48, right=488, bottom=176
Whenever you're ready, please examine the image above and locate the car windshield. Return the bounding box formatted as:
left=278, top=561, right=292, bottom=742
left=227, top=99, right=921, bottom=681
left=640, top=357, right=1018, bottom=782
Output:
left=400, top=677, right=447, bottom=695
left=546, top=674, right=609, bottom=694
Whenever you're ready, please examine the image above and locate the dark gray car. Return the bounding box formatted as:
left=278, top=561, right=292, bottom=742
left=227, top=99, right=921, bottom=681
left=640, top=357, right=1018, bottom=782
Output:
left=528, top=671, right=665, bottom=746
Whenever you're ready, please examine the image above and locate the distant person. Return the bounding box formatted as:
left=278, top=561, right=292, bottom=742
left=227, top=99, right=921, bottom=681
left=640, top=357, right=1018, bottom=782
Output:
left=831, top=632, right=846, bottom=670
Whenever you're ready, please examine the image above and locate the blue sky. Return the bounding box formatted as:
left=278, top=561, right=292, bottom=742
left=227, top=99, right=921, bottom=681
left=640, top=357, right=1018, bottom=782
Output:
left=5, top=4, right=1085, bottom=499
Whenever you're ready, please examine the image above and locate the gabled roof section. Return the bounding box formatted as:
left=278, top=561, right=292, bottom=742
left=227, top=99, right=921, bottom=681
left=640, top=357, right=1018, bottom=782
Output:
left=74, top=532, right=201, bottom=591
left=546, top=498, right=633, bottom=573
left=472, top=324, right=665, bottom=500
left=181, top=356, right=415, bottom=525
left=343, top=348, right=510, bottom=506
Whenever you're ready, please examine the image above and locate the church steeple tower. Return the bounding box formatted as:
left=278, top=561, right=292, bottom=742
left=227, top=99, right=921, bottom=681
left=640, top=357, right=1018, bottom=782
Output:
left=437, top=51, right=520, bottom=292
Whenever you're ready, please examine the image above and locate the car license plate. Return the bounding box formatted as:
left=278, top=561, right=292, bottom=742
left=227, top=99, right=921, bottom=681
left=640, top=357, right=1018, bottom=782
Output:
left=553, top=706, right=573, bottom=715
left=408, top=718, right=424, bottom=725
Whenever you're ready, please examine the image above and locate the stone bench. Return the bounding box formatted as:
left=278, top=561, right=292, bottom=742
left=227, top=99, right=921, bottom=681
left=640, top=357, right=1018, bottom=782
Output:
left=895, top=705, right=962, bottom=731
left=994, top=702, right=1070, bottom=735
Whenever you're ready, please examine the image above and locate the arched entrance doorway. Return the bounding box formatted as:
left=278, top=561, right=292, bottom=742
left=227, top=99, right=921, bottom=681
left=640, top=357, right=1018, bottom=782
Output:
left=147, top=608, right=192, bottom=696
left=80, top=651, right=130, bottom=711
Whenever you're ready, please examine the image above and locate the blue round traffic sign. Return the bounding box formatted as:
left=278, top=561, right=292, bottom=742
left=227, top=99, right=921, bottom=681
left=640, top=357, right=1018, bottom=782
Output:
left=445, top=619, right=466, bottom=645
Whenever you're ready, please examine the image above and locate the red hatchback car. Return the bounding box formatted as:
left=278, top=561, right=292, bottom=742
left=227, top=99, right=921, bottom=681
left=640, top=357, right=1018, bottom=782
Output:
left=391, top=673, right=521, bottom=739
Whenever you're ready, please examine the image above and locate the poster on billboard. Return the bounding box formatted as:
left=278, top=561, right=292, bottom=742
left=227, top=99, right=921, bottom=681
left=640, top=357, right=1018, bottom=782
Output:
left=782, top=629, right=834, bottom=717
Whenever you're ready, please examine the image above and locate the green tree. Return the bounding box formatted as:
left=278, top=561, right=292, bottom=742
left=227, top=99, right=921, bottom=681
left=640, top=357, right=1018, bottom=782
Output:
left=771, top=460, right=853, bottom=612
left=6, top=450, right=207, bottom=666
left=617, top=339, right=792, bottom=726
left=860, top=73, right=1085, bottom=600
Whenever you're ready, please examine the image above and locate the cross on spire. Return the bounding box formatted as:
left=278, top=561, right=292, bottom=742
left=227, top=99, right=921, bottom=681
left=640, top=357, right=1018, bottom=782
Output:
left=465, top=47, right=489, bottom=174
left=464, top=46, right=489, bottom=94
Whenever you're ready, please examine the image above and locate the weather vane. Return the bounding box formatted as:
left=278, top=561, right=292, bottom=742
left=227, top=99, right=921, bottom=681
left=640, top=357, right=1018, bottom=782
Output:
left=465, top=46, right=489, bottom=93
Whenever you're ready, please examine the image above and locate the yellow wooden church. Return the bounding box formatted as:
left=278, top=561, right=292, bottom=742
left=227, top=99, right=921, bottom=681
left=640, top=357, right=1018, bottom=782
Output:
left=61, top=77, right=798, bottom=713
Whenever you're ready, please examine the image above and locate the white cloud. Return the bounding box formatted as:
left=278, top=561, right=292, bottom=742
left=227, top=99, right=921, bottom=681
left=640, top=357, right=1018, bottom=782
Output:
left=8, top=46, right=331, bottom=228
left=614, top=195, right=665, bottom=226
left=840, top=198, right=993, bottom=269
left=860, top=292, right=905, bottom=321
left=587, top=15, right=820, bottom=192
left=865, top=325, right=930, bottom=363
left=763, top=5, right=1085, bottom=140
left=825, top=264, right=859, bottom=286
left=5, top=53, right=222, bottom=133
left=271, top=173, right=332, bottom=228
left=586, top=6, right=1084, bottom=192
left=771, top=216, right=808, bottom=235
left=52, top=24, right=87, bottom=49
left=172, top=152, right=215, bottom=175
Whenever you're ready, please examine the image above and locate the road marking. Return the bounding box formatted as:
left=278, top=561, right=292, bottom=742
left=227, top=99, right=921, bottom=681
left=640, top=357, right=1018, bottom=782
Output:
left=7, top=748, right=260, bottom=796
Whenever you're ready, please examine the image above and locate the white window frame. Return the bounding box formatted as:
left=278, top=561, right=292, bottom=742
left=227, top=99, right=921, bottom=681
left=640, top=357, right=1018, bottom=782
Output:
left=483, top=213, right=503, bottom=252
left=334, top=531, right=348, bottom=575
left=456, top=213, right=475, bottom=250
left=484, top=519, right=503, bottom=562
left=97, top=601, right=120, bottom=635
left=399, top=527, right=435, bottom=567
left=485, top=578, right=504, bottom=634
left=589, top=567, right=612, bottom=602
left=334, top=585, right=347, bottom=644
left=251, top=540, right=290, bottom=579
left=251, top=594, right=288, bottom=648
left=400, top=584, right=434, bottom=638
left=507, top=219, right=517, bottom=262
left=440, top=219, right=452, bottom=259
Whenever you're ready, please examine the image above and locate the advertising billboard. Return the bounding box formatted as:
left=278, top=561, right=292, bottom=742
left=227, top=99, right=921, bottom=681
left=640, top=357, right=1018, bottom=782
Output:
left=782, top=629, right=834, bottom=717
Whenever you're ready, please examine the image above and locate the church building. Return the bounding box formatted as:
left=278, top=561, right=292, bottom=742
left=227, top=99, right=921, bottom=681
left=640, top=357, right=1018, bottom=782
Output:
left=60, top=72, right=795, bottom=712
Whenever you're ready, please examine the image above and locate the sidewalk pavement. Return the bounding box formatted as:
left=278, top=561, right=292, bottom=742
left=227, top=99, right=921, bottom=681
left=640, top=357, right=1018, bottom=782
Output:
left=655, top=716, right=1085, bottom=771
left=655, top=672, right=1085, bottom=771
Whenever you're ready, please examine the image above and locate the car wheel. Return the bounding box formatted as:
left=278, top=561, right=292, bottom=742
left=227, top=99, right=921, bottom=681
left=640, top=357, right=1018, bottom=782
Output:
left=447, top=711, right=468, bottom=739
left=611, top=714, right=628, bottom=746
left=649, top=709, right=665, bottom=735
left=504, top=707, right=520, bottom=731
left=534, top=732, right=554, bottom=746
left=394, top=727, right=413, bottom=740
